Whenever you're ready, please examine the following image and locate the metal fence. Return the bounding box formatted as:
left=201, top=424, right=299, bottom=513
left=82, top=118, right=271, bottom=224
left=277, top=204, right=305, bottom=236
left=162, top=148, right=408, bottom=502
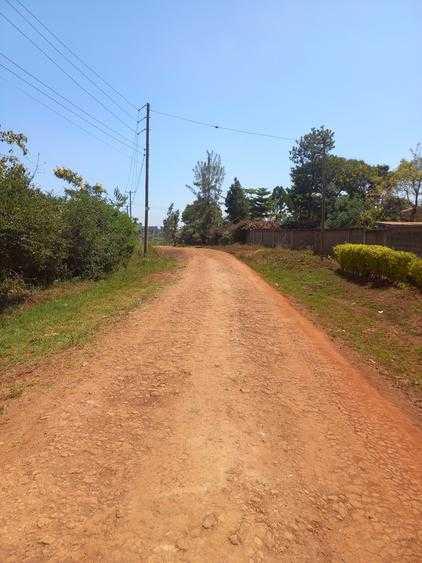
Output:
left=246, top=226, right=422, bottom=256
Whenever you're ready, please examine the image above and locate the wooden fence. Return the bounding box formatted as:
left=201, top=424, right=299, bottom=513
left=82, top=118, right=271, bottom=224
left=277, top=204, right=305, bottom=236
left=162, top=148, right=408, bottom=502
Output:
left=246, top=225, right=422, bottom=256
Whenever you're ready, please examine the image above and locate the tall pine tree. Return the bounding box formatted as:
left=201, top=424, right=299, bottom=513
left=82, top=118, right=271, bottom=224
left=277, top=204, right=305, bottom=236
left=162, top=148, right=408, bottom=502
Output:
left=225, top=178, right=249, bottom=222
left=246, top=188, right=272, bottom=219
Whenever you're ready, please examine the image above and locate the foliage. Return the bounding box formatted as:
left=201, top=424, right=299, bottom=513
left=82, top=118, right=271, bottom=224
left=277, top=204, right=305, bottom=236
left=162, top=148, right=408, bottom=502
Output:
left=162, top=202, right=180, bottom=244
left=287, top=126, right=335, bottom=225
left=225, top=177, right=249, bottom=222
left=181, top=150, right=225, bottom=244
left=270, top=185, right=289, bottom=221
left=1, top=146, right=68, bottom=289
left=0, top=128, right=139, bottom=301
left=180, top=199, right=223, bottom=244
left=187, top=150, right=225, bottom=204
left=0, top=127, right=28, bottom=155
left=333, top=244, right=416, bottom=284
left=325, top=194, right=386, bottom=228
left=61, top=188, right=138, bottom=279
left=409, top=259, right=422, bottom=290
left=246, top=187, right=272, bottom=219
left=392, top=145, right=422, bottom=219
left=283, top=126, right=406, bottom=227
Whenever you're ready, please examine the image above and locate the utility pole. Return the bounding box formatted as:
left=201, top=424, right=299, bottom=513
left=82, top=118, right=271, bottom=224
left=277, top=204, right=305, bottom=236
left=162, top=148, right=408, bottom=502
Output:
left=128, top=190, right=132, bottom=219
left=143, top=102, right=150, bottom=255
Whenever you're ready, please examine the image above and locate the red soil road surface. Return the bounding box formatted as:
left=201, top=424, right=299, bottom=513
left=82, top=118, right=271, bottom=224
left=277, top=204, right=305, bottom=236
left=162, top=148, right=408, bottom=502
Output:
left=0, top=247, right=421, bottom=562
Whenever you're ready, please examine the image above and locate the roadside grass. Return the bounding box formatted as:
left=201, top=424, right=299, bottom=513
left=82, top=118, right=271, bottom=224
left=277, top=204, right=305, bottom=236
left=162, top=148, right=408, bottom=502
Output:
left=0, top=250, right=178, bottom=373
left=226, top=245, right=422, bottom=388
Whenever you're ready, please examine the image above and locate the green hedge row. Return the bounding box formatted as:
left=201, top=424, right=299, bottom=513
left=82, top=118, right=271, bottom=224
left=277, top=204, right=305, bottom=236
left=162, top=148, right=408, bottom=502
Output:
left=333, top=243, right=422, bottom=288
left=0, top=160, right=139, bottom=301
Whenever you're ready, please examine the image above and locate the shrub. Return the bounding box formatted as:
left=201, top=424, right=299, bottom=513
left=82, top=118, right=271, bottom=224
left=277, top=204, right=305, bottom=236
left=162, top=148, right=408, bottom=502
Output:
left=333, top=243, right=416, bottom=284
left=0, top=275, right=31, bottom=306
left=63, top=191, right=138, bottom=279
left=409, top=259, right=422, bottom=289
left=0, top=152, right=139, bottom=299
left=0, top=161, right=68, bottom=286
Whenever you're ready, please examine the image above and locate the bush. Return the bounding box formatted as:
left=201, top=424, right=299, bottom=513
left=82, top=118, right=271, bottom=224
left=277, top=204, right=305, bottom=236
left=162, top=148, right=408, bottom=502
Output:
left=0, top=275, right=31, bottom=306
left=333, top=243, right=416, bottom=284
left=0, top=162, right=68, bottom=286
left=0, top=153, right=139, bottom=299
left=63, top=191, right=138, bottom=279
left=409, top=259, right=422, bottom=289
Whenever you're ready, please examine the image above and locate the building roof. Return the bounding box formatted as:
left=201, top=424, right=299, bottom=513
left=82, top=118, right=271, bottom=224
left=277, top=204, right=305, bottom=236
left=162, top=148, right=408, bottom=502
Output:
left=376, top=221, right=422, bottom=228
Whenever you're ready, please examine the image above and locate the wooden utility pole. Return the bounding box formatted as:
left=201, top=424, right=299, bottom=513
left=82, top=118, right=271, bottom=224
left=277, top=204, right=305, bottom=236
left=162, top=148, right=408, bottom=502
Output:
left=128, top=190, right=132, bottom=219
left=143, top=102, right=150, bottom=255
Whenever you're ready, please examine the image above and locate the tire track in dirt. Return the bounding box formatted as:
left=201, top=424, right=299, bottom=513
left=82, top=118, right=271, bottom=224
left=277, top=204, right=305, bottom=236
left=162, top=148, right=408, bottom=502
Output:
left=0, top=247, right=421, bottom=561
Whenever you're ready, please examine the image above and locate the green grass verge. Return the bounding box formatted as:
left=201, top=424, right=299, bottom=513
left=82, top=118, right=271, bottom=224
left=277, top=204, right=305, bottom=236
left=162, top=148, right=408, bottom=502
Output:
left=227, top=245, right=422, bottom=388
left=0, top=250, right=177, bottom=372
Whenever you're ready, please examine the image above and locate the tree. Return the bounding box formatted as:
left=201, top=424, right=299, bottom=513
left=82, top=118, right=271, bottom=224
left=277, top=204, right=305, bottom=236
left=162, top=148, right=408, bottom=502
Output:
left=162, top=202, right=180, bottom=244
left=225, top=177, right=249, bottom=222
left=270, top=185, right=288, bottom=221
left=54, top=166, right=106, bottom=197
left=181, top=150, right=225, bottom=243
left=111, top=187, right=128, bottom=210
left=187, top=150, right=225, bottom=204
left=0, top=127, right=28, bottom=155
left=55, top=167, right=138, bottom=278
left=246, top=188, right=272, bottom=219
left=393, top=145, right=422, bottom=220
left=288, top=126, right=335, bottom=225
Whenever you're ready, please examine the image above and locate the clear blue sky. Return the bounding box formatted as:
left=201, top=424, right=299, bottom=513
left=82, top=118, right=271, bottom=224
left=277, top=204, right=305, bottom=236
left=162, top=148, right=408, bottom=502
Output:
left=1, top=0, right=421, bottom=225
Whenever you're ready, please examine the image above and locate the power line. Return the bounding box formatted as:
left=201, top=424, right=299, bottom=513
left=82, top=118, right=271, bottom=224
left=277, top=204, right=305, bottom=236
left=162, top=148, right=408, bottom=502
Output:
left=133, top=151, right=146, bottom=196
left=0, top=73, right=134, bottom=159
left=4, top=0, right=135, bottom=120
left=10, top=0, right=139, bottom=112
left=125, top=110, right=141, bottom=199
left=151, top=109, right=295, bottom=141
left=0, top=52, right=139, bottom=149
left=0, top=62, right=141, bottom=154
left=0, top=10, right=137, bottom=133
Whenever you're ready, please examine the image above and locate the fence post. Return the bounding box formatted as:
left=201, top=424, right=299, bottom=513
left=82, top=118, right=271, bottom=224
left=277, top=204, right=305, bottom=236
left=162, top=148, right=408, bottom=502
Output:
left=383, top=230, right=388, bottom=246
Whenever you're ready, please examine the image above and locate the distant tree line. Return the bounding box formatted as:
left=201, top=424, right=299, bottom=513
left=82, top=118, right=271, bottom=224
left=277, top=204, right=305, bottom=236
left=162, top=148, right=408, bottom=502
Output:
left=162, top=126, right=421, bottom=245
left=0, top=127, right=139, bottom=302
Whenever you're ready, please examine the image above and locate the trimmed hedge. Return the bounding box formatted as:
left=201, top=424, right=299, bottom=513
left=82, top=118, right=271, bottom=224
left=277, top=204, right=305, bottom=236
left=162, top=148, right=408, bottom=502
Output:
left=333, top=244, right=417, bottom=284
left=409, top=259, right=422, bottom=289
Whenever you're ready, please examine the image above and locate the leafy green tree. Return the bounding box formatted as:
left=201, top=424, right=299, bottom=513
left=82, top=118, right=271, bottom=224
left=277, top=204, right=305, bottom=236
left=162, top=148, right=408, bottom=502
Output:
left=225, top=177, right=249, bottom=222
left=1, top=128, right=67, bottom=291
left=270, top=185, right=289, bottom=221
left=111, top=187, right=128, bottom=210
left=1, top=129, right=140, bottom=300
left=180, top=198, right=223, bottom=244
left=162, top=202, right=180, bottom=244
left=326, top=195, right=368, bottom=228
left=392, top=145, right=422, bottom=219
left=56, top=167, right=138, bottom=278
left=288, top=126, right=335, bottom=224
left=246, top=188, right=272, bottom=219
left=187, top=150, right=225, bottom=204
left=181, top=150, right=225, bottom=243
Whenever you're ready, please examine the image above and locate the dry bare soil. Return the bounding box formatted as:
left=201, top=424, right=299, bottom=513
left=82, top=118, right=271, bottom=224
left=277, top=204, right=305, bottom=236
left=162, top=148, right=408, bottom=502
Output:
left=1, top=247, right=421, bottom=562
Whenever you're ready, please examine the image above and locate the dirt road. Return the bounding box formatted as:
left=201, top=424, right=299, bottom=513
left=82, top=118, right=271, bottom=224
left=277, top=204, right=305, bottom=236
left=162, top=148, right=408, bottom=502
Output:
left=1, top=248, right=421, bottom=562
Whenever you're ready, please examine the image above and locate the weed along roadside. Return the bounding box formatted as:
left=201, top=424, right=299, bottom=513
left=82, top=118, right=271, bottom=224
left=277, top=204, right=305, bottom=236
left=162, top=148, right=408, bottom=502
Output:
left=0, top=250, right=179, bottom=393
left=225, top=245, right=422, bottom=390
